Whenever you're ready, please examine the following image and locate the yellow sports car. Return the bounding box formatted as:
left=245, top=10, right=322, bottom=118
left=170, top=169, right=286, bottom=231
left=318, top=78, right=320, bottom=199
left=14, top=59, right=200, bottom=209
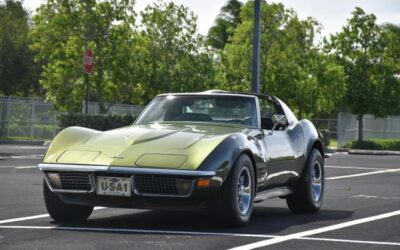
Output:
left=39, top=91, right=325, bottom=226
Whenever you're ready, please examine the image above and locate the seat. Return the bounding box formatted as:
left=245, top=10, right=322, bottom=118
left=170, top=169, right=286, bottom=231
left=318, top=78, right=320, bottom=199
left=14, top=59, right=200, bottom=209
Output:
left=261, top=117, right=273, bottom=130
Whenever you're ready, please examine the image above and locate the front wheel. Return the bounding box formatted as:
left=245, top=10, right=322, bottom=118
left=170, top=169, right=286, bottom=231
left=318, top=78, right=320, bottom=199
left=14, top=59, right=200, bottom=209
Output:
left=43, top=179, right=94, bottom=222
left=286, top=148, right=324, bottom=213
left=213, top=154, right=255, bottom=226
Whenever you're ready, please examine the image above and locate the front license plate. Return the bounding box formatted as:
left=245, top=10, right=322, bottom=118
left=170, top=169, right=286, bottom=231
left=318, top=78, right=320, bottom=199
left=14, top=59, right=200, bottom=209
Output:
left=96, top=176, right=131, bottom=197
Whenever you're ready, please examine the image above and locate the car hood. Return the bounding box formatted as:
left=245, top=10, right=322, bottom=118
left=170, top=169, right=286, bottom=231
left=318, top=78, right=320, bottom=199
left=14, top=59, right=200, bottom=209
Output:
left=43, top=123, right=249, bottom=170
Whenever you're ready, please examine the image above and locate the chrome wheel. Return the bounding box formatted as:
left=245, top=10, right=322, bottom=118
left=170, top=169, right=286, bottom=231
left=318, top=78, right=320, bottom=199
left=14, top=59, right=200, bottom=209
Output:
left=311, top=161, right=322, bottom=202
left=237, top=167, right=252, bottom=215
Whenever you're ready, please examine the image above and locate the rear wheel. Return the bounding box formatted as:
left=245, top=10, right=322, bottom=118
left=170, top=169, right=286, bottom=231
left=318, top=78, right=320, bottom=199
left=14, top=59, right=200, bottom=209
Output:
left=43, top=179, right=93, bottom=222
left=286, top=149, right=324, bottom=213
left=213, top=154, right=255, bottom=226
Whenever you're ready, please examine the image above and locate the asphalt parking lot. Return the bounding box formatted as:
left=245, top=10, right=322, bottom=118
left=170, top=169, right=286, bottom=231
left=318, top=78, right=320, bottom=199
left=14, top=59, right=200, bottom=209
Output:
left=0, top=144, right=399, bottom=249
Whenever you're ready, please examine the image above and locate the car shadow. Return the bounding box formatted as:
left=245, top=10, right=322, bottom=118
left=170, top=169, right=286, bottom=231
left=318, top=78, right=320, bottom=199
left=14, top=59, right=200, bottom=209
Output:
left=50, top=204, right=354, bottom=236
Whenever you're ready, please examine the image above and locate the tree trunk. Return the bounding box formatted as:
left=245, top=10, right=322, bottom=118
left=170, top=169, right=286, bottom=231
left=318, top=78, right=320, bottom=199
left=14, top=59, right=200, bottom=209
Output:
left=357, top=114, right=363, bottom=142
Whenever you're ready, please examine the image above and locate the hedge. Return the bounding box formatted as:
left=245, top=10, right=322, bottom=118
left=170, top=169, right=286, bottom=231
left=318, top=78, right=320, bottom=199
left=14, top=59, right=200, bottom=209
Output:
left=346, top=139, right=400, bottom=151
left=60, top=113, right=137, bottom=131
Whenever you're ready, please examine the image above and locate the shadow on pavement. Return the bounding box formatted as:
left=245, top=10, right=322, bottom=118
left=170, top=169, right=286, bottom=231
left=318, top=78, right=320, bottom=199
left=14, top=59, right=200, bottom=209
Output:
left=50, top=205, right=354, bottom=235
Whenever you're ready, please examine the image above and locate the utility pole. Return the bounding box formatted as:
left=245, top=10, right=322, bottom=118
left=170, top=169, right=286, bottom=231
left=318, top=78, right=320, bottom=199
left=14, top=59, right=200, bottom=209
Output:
left=251, top=0, right=261, bottom=94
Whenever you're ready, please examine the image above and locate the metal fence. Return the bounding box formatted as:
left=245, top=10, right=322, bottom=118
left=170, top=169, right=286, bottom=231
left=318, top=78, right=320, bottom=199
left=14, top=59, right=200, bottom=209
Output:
left=0, top=96, right=144, bottom=139
left=0, top=96, right=59, bottom=139
left=311, top=118, right=338, bottom=141
left=338, top=112, right=400, bottom=146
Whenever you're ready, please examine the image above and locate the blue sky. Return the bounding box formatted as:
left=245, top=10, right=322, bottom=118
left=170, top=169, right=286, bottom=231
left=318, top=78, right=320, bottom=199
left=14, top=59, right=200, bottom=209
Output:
left=23, top=0, right=400, bottom=37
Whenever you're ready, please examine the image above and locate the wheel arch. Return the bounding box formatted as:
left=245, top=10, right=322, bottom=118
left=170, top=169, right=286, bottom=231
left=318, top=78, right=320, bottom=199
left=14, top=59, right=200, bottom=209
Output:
left=197, top=133, right=262, bottom=187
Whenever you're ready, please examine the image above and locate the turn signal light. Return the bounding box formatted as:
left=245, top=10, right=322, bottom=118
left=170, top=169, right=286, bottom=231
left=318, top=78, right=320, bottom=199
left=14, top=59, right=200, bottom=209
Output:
left=46, top=173, right=62, bottom=189
left=197, top=178, right=210, bottom=188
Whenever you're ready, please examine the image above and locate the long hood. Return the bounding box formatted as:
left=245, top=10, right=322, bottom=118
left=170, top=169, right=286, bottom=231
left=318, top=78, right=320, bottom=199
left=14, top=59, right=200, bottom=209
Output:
left=43, top=123, right=248, bottom=170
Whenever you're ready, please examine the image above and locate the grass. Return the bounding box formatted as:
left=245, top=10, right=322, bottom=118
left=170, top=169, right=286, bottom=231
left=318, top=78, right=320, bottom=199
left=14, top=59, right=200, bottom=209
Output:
left=346, top=139, right=400, bottom=151
left=328, top=139, right=338, bottom=148
left=0, top=136, right=45, bottom=140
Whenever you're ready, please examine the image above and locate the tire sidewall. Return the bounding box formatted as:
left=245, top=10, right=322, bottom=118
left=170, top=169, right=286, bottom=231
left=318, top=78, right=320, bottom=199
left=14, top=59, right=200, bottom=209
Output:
left=229, top=154, right=255, bottom=225
left=305, top=149, right=325, bottom=210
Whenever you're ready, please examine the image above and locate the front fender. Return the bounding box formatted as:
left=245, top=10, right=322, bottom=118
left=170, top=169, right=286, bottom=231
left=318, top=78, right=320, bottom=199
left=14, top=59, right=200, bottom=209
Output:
left=197, top=133, right=262, bottom=186
left=43, top=126, right=101, bottom=163
left=299, top=119, right=324, bottom=163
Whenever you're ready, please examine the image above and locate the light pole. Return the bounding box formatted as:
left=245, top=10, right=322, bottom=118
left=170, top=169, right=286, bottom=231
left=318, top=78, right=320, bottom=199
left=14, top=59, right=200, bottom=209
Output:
left=251, top=0, right=261, bottom=94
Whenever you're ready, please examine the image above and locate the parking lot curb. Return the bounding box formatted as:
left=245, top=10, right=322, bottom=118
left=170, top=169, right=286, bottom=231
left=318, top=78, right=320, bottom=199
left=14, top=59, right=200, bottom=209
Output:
left=348, top=149, right=400, bottom=156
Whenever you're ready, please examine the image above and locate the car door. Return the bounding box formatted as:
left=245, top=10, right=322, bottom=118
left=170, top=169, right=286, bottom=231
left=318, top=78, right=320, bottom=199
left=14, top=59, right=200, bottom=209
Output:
left=259, top=97, right=298, bottom=188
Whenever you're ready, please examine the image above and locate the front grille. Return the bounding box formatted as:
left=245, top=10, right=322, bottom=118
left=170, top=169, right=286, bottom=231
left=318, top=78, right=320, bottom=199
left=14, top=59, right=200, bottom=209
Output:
left=59, top=173, right=92, bottom=191
left=134, top=175, right=178, bottom=196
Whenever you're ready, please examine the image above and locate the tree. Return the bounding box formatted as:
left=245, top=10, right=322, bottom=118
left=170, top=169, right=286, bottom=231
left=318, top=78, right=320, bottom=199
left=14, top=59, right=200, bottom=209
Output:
left=327, top=8, right=400, bottom=141
left=30, top=0, right=137, bottom=113
left=137, top=1, right=216, bottom=103
left=207, top=0, right=243, bottom=49
left=0, top=0, right=40, bottom=96
left=218, top=1, right=345, bottom=118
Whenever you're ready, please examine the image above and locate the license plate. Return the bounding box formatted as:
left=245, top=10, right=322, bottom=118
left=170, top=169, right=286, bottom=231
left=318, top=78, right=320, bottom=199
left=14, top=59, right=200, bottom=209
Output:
left=96, top=176, right=131, bottom=197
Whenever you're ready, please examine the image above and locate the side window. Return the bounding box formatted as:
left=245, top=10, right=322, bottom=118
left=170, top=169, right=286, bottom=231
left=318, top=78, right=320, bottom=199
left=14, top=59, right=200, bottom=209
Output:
left=259, top=98, right=277, bottom=130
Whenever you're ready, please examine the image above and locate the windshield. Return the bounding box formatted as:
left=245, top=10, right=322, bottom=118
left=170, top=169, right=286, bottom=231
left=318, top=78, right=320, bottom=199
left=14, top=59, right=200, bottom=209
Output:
left=135, top=95, right=258, bottom=127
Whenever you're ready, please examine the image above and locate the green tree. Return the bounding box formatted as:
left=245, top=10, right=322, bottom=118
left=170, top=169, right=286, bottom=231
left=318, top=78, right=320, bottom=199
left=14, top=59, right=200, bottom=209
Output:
left=30, top=0, right=137, bottom=113
left=327, top=8, right=400, bottom=141
left=0, top=0, right=40, bottom=96
left=207, top=0, right=243, bottom=50
left=218, top=1, right=345, bottom=118
left=137, top=1, right=216, bottom=103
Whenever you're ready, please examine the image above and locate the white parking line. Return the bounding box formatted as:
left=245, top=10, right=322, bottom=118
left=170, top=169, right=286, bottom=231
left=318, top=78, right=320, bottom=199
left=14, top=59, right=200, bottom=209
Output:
left=0, top=214, right=49, bottom=225
left=0, top=207, right=105, bottom=225
left=301, top=236, right=400, bottom=246
left=326, top=168, right=400, bottom=180
left=15, top=166, right=37, bottom=169
left=0, top=155, right=44, bottom=159
left=325, top=165, right=389, bottom=170
left=0, top=165, right=36, bottom=169
left=229, top=209, right=400, bottom=249
left=0, top=225, right=398, bottom=247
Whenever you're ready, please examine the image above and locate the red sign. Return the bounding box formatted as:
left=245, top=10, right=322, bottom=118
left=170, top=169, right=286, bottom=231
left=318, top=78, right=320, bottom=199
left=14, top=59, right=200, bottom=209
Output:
left=83, top=48, right=94, bottom=74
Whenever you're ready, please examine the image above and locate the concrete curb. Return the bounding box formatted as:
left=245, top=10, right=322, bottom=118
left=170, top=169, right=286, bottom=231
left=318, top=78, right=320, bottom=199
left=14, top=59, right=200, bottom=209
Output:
left=0, top=140, right=45, bottom=146
left=326, top=148, right=349, bottom=153
left=348, top=149, right=400, bottom=156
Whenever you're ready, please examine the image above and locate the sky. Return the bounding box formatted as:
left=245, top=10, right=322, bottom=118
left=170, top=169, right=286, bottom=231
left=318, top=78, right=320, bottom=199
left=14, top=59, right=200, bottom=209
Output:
left=22, top=0, right=400, bottom=37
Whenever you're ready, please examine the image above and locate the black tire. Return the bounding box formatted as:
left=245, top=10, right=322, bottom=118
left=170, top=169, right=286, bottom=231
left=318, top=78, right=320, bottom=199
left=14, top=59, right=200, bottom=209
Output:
left=43, top=179, right=94, bottom=222
left=213, top=154, right=255, bottom=226
left=286, top=148, right=324, bottom=213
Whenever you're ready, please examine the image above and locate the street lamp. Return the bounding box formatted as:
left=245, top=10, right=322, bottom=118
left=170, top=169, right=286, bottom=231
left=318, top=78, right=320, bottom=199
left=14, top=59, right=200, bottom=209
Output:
left=251, top=0, right=261, bottom=94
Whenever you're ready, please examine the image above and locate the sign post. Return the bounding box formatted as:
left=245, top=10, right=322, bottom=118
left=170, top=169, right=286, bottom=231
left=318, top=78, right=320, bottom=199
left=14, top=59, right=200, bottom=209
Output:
left=83, top=48, right=94, bottom=115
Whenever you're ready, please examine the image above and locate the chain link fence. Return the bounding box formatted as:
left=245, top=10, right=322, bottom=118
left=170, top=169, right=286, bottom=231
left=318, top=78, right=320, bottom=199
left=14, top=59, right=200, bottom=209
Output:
left=0, top=96, right=144, bottom=139
left=338, top=112, right=400, bottom=146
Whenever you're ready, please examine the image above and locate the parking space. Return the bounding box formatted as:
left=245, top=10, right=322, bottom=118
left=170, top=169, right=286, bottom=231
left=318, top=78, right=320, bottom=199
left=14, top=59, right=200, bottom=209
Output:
left=0, top=144, right=399, bottom=249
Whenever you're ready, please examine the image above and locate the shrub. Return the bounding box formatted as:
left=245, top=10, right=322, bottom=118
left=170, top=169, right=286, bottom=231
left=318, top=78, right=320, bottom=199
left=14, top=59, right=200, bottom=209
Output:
left=60, top=113, right=137, bottom=131
left=346, top=139, right=400, bottom=151
left=319, top=129, right=330, bottom=147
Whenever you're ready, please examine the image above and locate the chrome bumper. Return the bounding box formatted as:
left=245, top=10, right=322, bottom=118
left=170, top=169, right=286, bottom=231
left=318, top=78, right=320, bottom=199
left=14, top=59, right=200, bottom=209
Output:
left=38, top=163, right=216, bottom=177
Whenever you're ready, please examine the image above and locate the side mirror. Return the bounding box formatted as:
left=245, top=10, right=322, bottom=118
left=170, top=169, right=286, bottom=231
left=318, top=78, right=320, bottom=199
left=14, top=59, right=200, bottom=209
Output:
left=269, top=114, right=288, bottom=135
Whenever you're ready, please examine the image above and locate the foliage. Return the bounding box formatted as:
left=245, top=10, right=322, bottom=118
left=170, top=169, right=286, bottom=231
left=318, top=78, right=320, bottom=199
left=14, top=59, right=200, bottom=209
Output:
left=346, top=139, right=400, bottom=151
left=30, top=0, right=216, bottom=109
left=0, top=0, right=40, bottom=96
left=59, top=113, right=136, bottom=131
left=217, top=1, right=346, bottom=118
left=30, top=0, right=137, bottom=113
left=326, top=8, right=400, bottom=141
left=207, top=0, right=243, bottom=49
left=319, top=129, right=330, bottom=147
left=136, top=1, right=217, bottom=104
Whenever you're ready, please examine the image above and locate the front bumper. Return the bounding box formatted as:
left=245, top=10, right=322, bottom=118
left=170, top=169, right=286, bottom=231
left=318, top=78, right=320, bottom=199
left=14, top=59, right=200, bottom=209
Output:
left=39, top=163, right=221, bottom=210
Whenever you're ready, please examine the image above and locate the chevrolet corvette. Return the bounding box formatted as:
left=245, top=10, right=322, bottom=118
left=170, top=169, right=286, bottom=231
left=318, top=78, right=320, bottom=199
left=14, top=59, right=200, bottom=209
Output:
left=39, top=91, right=325, bottom=226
